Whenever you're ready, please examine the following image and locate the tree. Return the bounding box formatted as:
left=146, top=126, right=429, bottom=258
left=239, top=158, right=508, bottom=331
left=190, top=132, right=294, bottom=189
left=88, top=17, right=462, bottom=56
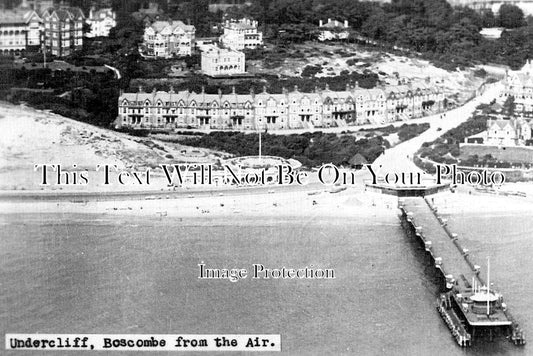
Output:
left=503, top=95, right=515, bottom=116
left=481, top=10, right=498, bottom=28
left=499, top=4, right=525, bottom=28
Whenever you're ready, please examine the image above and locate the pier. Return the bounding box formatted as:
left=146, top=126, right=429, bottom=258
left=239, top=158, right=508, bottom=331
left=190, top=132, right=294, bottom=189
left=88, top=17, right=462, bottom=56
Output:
left=398, top=196, right=526, bottom=347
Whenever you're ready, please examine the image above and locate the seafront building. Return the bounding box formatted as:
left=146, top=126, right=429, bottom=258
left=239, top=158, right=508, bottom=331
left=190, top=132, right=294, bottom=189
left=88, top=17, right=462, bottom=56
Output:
left=85, top=7, right=116, bottom=38
left=117, top=83, right=444, bottom=131
left=318, top=19, right=350, bottom=41
left=220, top=18, right=263, bottom=51
left=0, top=9, right=42, bottom=54
left=201, top=45, right=245, bottom=76
left=142, top=20, right=195, bottom=58
left=464, top=116, right=532, bottom=146
left=41, top=7, right=85, bottom=57
left=501, top=59, right=533, bottom=116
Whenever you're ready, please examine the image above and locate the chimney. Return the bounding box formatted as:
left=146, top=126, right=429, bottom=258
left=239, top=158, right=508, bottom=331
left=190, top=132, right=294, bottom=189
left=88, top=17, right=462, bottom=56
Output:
left=218, top=88, right=222, bottom=98
left=294, top=85, right=298, bottom=92
left=282, top=87, right=288, bottom=95
left=346, top=83, right=350, bottom=91
left=169, top=85, right=175, bottom=93
left=138, top=85, right=144, bottom=93
left=344, top=20, right=348, bottom=28
left=328, top=18, right=331, bottom=24
left=232, top=86, right=236, bottom=94
left=325, top=83, right=329, bottom=91
left=355, top=81, right=359, bottom=88
left=201, top=86, right=205, bottom=94
left=263, top=85, right=267, bottom=93
left=250, top=87, right=255, bottom=99
left=319, top=19, right=323, bottom=27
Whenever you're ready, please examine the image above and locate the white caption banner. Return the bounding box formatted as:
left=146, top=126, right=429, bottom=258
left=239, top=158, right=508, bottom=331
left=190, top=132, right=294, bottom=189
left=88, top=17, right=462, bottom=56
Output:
left=6, top=334, right=281, bottom=352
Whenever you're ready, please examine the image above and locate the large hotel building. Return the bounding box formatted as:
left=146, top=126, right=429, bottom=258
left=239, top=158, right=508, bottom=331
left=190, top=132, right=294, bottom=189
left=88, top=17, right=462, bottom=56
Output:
left=117, top=83, right=444, bottom=131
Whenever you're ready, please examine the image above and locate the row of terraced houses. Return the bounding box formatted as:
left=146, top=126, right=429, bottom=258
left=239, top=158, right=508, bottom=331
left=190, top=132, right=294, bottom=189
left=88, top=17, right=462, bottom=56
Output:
left=117, top=83, right=444, bottom=131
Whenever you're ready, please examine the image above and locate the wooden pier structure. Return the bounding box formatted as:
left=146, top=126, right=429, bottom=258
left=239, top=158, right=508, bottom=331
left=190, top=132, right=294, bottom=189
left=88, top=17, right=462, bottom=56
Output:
left=398, top=196, right=526, bottom=347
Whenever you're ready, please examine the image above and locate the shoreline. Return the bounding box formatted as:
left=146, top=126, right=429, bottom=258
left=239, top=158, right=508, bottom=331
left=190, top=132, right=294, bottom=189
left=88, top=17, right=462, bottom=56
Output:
left=1, top=188, right=533, bottom=220
left=0, top=188, right=399, bottom=219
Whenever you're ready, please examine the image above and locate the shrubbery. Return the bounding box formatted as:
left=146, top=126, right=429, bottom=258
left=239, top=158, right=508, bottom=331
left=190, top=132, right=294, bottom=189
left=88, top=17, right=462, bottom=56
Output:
left=179, top=131, right=390, bottom=167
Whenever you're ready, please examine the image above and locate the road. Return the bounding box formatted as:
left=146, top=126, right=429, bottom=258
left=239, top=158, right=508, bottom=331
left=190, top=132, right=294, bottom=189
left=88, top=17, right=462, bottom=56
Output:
left=371, top=82, right=503, bottom=177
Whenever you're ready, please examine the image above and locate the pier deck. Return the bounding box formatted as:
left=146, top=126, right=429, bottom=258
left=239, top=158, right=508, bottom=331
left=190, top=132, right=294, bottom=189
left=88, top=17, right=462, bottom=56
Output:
left=400, top=197, right=483, bottom=292
left=398, top=196, right=525, bottom=346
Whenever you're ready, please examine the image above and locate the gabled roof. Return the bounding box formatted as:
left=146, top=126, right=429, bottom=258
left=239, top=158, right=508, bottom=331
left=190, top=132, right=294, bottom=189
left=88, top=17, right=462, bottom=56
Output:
left=41, top=7, right=85, bottom=21
left=490, top=119, right=515, bottom=130
left=149, top=20, right=195, bottom=34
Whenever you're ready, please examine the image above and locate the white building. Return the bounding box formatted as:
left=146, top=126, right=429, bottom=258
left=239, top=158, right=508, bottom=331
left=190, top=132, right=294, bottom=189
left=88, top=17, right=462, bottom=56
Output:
left=0, top=9, right=42, bottom=55
left=318, top=19, right=349, bottom=41
left=195, top=37, right=218, bottom=52
left=201, top=45, right=245, bottom=76
left=500, top=59, right=533, bottom=116
left=220, top=18, right=262, bottom=51
left=86, top=8, right=116, bottom=38
left=464, top=116, right=532, bottom=146
left=143, top=20, right=195, bottom=58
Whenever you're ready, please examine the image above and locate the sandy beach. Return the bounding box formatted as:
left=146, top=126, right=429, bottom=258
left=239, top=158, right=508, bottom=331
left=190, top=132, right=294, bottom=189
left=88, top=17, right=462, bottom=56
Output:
left=0, top=187, right=399, bottom=218
left=0, top=102, right=227, bottom=192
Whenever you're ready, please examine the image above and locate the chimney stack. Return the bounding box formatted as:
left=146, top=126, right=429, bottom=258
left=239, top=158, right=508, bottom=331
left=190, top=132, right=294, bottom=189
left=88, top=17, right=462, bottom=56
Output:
left=319, top=19, right=323, bottom=27
left=344, top=20, right=349, bottom=28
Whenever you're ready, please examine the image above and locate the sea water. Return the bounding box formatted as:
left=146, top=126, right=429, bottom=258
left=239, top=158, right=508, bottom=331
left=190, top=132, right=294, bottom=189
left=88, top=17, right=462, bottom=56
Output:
left=1, top=211, right=532, bottom=355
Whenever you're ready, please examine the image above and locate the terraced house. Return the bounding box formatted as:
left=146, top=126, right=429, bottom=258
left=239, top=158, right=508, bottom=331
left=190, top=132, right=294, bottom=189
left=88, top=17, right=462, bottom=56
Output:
left=41, top=7, right=84, bottom=57
left=116, top=83, right=444, bottom=131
